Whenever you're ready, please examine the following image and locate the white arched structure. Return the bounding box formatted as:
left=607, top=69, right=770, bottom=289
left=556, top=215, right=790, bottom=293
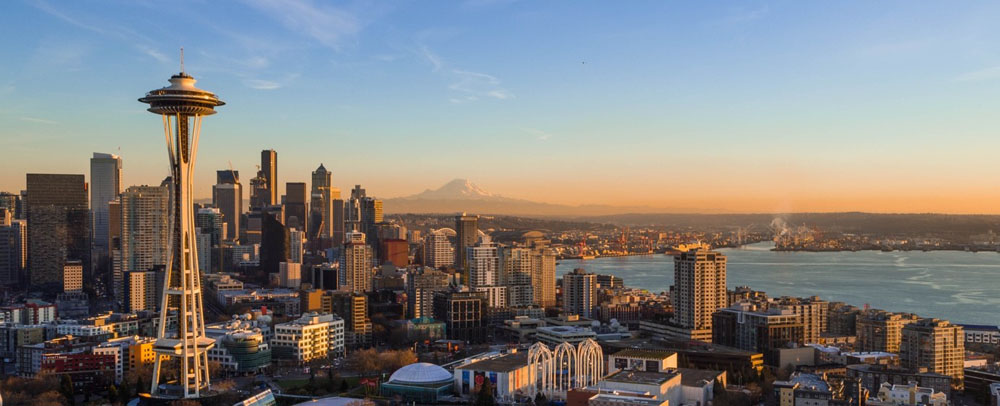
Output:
left=527, top=342, right=554, bottom=398
left=576, top=339, right=604, bottom=388
left=528, top=339, right=604, bottom=399
left=553, top=342, right=577, bottom=393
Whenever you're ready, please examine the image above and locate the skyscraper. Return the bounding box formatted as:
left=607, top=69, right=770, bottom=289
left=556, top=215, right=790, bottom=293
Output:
left=532, top=248, right=556, bottom=307
left=139, top=66, right=224, bottom=399
left=116, top=185, right=168, bottom=302
left=455, top=213, right=479, bottom=283
left=467, top=242, right=505, bottom=308
left=501, top=246, right=534, bottom=308
left=340, top=231, right=373, bottom=293
left=213, top=169, right=241, bottom=242
left=0, top=210, right=27, bottom=285
left=422, top=230, right=454, bottom=269
left=26, top=173, right=90, bottom=291
left=331, top=194, right=344, bottom=246
left=90, top=152, right=122, bottom=266
left=672, top=249, right=727, bottom=338
left=261, top=149, right=278, bottom=206
left=563, top=268, right=597, bottom=318
left=249, top=170, right=269, bottom=210
left=310, top=164, right=332, bottom=240
left=284, top=182, right=307, bottom=233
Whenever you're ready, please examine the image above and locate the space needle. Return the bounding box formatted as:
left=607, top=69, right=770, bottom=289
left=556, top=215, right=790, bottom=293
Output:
left=139, top=51, right=224, bottom=401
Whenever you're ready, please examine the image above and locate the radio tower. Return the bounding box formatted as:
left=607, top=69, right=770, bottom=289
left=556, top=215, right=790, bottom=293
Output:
left=139, top=50, right=225, bottom=400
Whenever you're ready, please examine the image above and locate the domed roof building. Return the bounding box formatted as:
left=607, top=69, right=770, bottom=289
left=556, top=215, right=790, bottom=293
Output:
left=381, top=362, right=454, bottom=402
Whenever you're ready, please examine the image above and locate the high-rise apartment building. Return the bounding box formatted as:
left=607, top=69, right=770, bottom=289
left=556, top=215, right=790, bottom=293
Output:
left=279, top=262, right=301, bottom=289
left=124, top=270, right=158, bottom=312
left=213, top=170, right=241, bottom=242
left=261, top=149, right=278, bottom=206
left=406, top=268, right=451, bottom=319
left=502, top=247, right=535, bottom=308
left=773, top=296, right=828, bottom=344
left=856, top=310, right=919, bottom=353
left=563, top=268, right=597, bottom=318
left=0, top=211, right=27, bottom=285
left=309, top=164, right=332, bottom=239
left=62, top=260, right=83, bottom=293
left=117, top=185, right=168, bottom=302
left=330, top=291, right=372, bottom=350
left=672, top=249, right=727, bottom=335
left=900, top=319, right=964, bottom=389
left=195, top=207, right=225, bottom=273
left=288, top=228, right=304, bottom=264
left=90, top=153, right=122, bottom=266
left=339, top=232, right=373, bottom=292
left=422, top=230, right=454, bottom=269
left=533, top=248, right=557, bottom=307
left=455, top=213, right=479, bottom=283
left=466, top=243, right=506, bottom=308
left=284, top=182, right=307, bottom=233
left=26, top=174, right=90, bottom=290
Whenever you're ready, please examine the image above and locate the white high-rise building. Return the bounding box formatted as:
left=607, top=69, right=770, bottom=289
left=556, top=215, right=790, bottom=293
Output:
left=502, top=247, right=534, bottom=307
left=289, top=228, right=305, bottom=264
left=117, top=185, right=168, bottom=302
left=468, top=243, right=505, bottom=308
left=672, top=249, right=727, bottom=333
left=90, top=152, right=122, bottom=263
left=423, top=230, right=454, bottom=269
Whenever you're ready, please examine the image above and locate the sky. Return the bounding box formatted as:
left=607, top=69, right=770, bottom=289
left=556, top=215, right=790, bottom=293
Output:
left=2, top=1, right=1000, bottom=214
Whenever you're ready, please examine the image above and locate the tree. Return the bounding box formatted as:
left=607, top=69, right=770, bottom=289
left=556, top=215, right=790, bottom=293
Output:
left=473, top=380, right=496, bottom=406
left=59, top=374, right=74, bottom=401
left=107, top=384, right=120, bottom=405
left=533, top=392, right=549, bottom=406
left=340, top=378, right=349, bottom=392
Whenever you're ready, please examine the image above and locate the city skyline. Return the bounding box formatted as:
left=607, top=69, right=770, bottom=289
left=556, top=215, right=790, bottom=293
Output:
left=4, top=1, right=1000, bottom=213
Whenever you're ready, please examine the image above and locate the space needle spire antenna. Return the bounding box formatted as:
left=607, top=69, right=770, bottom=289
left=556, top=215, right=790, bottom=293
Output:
left=138, top=52, right=224, bottom=401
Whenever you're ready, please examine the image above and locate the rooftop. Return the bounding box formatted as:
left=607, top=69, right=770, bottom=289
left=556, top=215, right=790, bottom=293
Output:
left=455, top=351, right=529, bottom=373
left=677, top=368, right=723, bottom=387
left=611, top=348, right=676, bottom=360
left=605, top=370, right=679, bottom=385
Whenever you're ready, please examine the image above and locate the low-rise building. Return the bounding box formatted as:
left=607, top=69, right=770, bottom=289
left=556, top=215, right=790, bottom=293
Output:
left=206, top=316, right=272, bottom=374
left=773, top=373, right=835, bottom=406
left=270, top=312, right=344, bottom=364
left=607, top=349, right=678, bottom=374
left=453, top=350, right=531, bottom=402
left=868, top=382, right=947, bottom=406
left=536, top=326, right=597, bottom=346
left=600, top=370, right=683, bottom=406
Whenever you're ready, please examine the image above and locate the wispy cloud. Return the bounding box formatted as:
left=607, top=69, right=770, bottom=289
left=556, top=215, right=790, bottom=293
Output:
left=416, top=45, right=514, bottom=102
left=30, top=0, right=171, bottom=64
left=417, top=45, right=444, bottom=72
left=19, top=116, right=58, bottom=125
left=245, top=0, right=361, bottom=50
left=244, top=79, right=281, bottom=90
left=954, top=65, right=1000, bottom=82
left=450, top=69, right=513, bottom=100
left=31, top=0, right=172, bottom=62
left=522, top=128, right=554, bottom=141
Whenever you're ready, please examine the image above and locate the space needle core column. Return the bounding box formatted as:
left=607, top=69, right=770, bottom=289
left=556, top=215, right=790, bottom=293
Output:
left=139, top=61, right=224, bottom=399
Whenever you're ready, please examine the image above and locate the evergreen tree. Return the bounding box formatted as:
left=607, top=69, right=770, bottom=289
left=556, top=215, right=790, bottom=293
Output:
left=473, top=380, right=496, bottom=406
left=59, top=374, right=74, bottom=403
